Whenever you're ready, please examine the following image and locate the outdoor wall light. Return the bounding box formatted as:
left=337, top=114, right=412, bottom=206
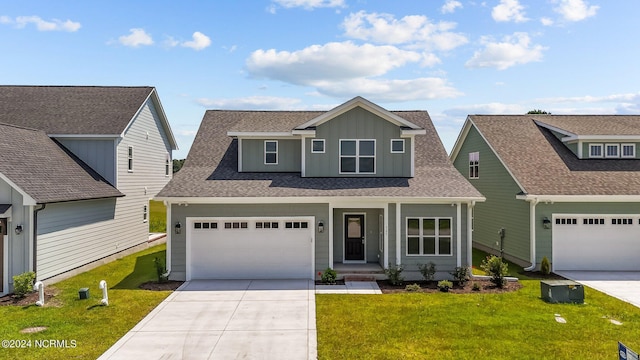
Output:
left=175, top=221, right=182, bottom=234
left=318, top=221, right=324, bottom=233
left=542, top=217, right=551, bottom=229
left=15, top=225, right=23, bottom=235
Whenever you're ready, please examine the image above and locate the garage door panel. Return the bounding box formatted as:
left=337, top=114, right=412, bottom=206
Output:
left=188, top=218, right=313, bottom=280
left=553, top=215, right=640, bottom=271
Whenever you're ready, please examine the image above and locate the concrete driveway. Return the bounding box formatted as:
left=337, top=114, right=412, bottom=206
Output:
left=556, top=271, right=640, bottom=308
left=98, top=279, right=316, bottom=360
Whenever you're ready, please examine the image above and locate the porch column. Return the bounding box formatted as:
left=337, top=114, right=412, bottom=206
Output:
left=165, top=201, right=172, bottom=272
left=383, top=204, right=389, bottom=268
left=467, top=201, right=475, bottom=269
left=328, top=203, right=334, bottom=269
left=395, top=202, right=401, bottom=265
left=456, top=202, right=462, bottom=268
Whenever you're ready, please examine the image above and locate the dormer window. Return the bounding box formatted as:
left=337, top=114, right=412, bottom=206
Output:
left=391, top=139, right=405, bottom=153
left=622, top=144, right=636, bottom=158
left=264, top=140, right=278, bottom=165
left=589, top=144, right=603, bottom=158
left=605, top=144, right=619, bottom=158
left=340, top=139, right=375, bottom=174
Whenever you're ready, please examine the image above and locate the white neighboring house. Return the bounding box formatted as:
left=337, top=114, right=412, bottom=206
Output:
left=0, top=86, right=178, bottom=295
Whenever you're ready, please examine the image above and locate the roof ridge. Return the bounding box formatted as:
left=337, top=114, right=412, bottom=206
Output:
left=0, top=121, right=41, bottom=132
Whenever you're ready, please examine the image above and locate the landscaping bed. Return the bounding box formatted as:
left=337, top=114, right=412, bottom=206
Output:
left=377, top=279, right=522, bottom=294
left=139, top=280, right=184, bottom=291
left=0, top=287, right=61, bottom=306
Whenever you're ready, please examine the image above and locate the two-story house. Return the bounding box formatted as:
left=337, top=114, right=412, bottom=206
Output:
left=450, top=115, right=640, bottom=272
left=157, top=97, right=483, bottom=281
left=0, top=86, right=177, bottom=295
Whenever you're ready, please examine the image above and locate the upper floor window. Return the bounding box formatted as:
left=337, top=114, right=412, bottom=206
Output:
left=128, top=146, right=134, bottom=172
left=143, top=204, right=148, bottom=223
left=390, top=139, right=405, bottom=153
left=339, top=139, right=375, bottom=174
left=622, top=144, right=636, bottom=158
left=605, top=144, right=619, bottom=158
left=469, top=152, right=479, bottom=179
left=311, top=139, right=325, bottom=153
left=264, top=140, right=278, bottom=165
left=589, top=144, right=603, bottom=158
left=165, top=153, right=171, bottom=176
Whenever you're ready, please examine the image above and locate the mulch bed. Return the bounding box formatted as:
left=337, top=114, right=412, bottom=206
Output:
left=0, top=287, right=61, bottom=306
left=377, top=279, right=523, bottom=294
left=314, top=279, right=346, bottom=286
left=139, top=280, right=184, bottom=291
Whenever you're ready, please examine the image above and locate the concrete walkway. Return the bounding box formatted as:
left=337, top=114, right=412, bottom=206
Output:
left=556, top=271, right=640, bottom=308
left=98, top=279, right=316, bottom=360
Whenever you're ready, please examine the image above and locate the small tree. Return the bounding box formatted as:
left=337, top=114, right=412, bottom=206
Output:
left=480, top=255, right=509, bottom=288
left=527, top=109, right=551, bottom=114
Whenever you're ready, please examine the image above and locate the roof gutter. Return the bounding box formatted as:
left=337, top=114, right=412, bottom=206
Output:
left=523, top=197, right=538, bottom=271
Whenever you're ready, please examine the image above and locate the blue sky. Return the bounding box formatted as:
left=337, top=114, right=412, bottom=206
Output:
left=1, top=0, right=637, bottom=158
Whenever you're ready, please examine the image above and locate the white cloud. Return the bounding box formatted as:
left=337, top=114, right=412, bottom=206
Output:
left=246, top=41, right=421, bottom=84
left=553, top=0, right=598, bottom=22
left=1, top=15, right=81, bottom=32
left=465, top=32, right=546, bottom=70
left=540, top=17, right=554, bottom=26
left=271, top=0, right=345, bottom=10
left=492, top=0, right=528, bottom=23
left=443, top=102, right=527, bottom=116
left=537, top=93, right=640, bottom=104
left=314, top=77, right=463, bottom=102
left=118, top=28, right=154, bottom=47
left=196, top=96, right=303, bottom=110
left=441, top=0, right=463, bottom=14
left=341, top=11, right=467, bottom=51
left=181, top=31, right=211, bottom=51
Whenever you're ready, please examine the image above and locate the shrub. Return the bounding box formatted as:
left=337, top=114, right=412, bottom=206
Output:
left=319, top=268, right=337, bottom=284
left=153, top=257, right=168, bottom=283
left=405, top=283, right=421, bottom=292
left=13, top=271, right=36, bottom=298
left=480, top=255, right=509, bottom=288
left=418, top=262, right=437, bottom=281
left=540, top=256, right=551, bottom=275
left=437, top=280, right=453, bottom=292
left=450, top=266, right=470, bottom=284
left=472, top=282, right=481, bottom=291
left=385, top=264, right=404, bottom=286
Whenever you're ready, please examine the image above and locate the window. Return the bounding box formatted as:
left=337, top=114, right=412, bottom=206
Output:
left=622, top=144, right=636, bottom=158
left=224, top=221, right=248, bottom=229
left=391, top=139, right=405, bottom=153
left=469, top=152, right=479, bottom=179
left=264, top=141, right=278, bottom=165
left=589, top=144, right=603, bottom=158
left=143, top=205, right=148, bottom=223
left=605, top=144, right=619, bottom=158
left=583, top=218, right=605, bottom=225
left=555, top=218, right=577, bottom=225
left=406, top=217, right=452, bottom=256
left=165, top=154, right=170, bottom=176
left=256, top=221, right=279, bottom=229
left=193, top=222, right=218, bottom=229
left=612, top=218, right=633, bottom=225
left=128, top=146, right=134, bottom=171
left=339, top=139, right=375, bottom=174
left=311, top=139, right=325, bottom=153
left=285, top=221, right=308, bottom=229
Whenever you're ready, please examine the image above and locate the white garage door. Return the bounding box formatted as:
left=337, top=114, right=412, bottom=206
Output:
left=553, top=215, right=640, bottom=271
left=187, top=217, right=314, bottom=280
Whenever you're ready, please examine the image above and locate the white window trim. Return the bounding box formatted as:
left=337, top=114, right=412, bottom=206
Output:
left=622, top=143, right=636, bottom=158
left=165, top=153, right=171, bottom=176
left=605, top=143, right=620, bottom=158
left=311, top=139, right=325, bottom=153
left=143, top=204, right=148, bottom=223
left=405, top=217, right=453, bottom=257
left=339, top=139, right=376, bottom=174
left=469, top=152, right=479, bottom=179
left=127, top=146, right=134, bottom=172
left=390, top=139, right=405, bottom=153
left=264, top=140, right=278, bottom=165
left=589, top=144, right=603, bottom=158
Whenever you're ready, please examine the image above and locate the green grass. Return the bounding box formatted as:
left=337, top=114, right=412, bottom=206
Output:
left=149, top=200, right=166, bottom=233
left=0, top=244, right=171, bottom=359
left=317, top=250, right=640, bottom=359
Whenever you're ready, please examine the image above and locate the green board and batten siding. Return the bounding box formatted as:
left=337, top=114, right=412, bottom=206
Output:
left=241, top=139, right=301, bottom=172
left=452, top=125, right=531, bottom=264
left=305, top=107, right=412, bottom=177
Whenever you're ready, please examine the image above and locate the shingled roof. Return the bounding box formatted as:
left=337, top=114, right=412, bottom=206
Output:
left=158, top=108, right=483, bottom=200
left=0, top=86, right=155, bottom=134
left=467, top=115, right=640, bottom=196
left=0, top=123, right=123, bottom=204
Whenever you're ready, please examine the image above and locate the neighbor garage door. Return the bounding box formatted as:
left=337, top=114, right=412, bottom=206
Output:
left=552, top=215, right=640, bottom=271
left=187, top=217, right=314, bottom=280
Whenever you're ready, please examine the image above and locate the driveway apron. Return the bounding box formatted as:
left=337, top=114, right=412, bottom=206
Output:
left=556, top=271, right=640, bottom=308
left=98, top=279, right=317, bottom=360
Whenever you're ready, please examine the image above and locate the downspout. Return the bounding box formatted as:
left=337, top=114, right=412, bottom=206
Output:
left=524, top=198, right=538, bottom=271
left=32, top=204, right=46, bottom=276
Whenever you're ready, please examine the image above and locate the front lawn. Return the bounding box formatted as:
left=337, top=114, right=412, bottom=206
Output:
left=317, top=254, right=640, bottom=359
left=0, top=244, right=172, bottom=360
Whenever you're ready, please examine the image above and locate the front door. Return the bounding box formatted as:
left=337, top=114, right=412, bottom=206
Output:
left=344, top=214, right=365, bottom=261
